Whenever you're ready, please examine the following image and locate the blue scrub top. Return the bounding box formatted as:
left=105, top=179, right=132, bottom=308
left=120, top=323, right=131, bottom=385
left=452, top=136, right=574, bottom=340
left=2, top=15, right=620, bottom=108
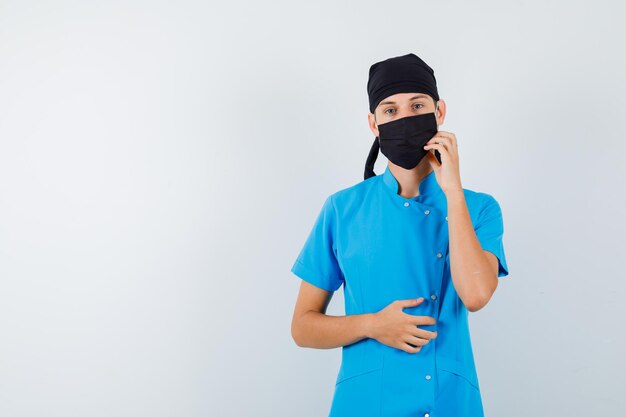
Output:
left=291, top=165, right=509, bottom=417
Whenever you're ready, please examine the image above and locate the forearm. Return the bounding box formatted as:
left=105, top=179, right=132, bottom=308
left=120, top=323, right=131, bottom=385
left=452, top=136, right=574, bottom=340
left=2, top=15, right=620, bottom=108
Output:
left=446, top=190, right=497, bottom=310
left=293, top=311, right=374, bottom=349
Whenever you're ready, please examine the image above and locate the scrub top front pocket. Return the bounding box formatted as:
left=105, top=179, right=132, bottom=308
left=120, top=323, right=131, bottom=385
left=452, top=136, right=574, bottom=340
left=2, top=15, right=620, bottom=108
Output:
left=436, top=356, right=480, bottom=390
left=434, top=357, right=484, bottom=417
left=329, top=367, right=383, bottom=417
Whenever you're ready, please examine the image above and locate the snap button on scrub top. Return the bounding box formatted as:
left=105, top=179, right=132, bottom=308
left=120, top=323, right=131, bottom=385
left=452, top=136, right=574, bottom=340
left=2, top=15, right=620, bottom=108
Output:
left=291, top=165, right=510, bottom=417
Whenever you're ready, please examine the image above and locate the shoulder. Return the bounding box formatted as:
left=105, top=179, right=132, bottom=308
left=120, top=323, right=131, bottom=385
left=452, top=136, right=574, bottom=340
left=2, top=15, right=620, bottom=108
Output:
left=462, top=186, right=500, bottom=208
left=327, top=175, right=381, bottom=213
left=461, top=186, right=504, bottom=224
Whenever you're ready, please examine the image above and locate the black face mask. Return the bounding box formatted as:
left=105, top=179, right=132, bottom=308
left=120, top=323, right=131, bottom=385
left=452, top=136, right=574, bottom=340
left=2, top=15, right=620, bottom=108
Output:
left=379, top=110, right=440, bottom=167
left=364, top=109, right=440, bottom=180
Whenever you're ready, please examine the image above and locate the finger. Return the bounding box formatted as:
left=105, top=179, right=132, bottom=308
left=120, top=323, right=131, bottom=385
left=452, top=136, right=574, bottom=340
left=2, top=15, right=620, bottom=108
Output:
left=426, top=139, right=458, bottom=161
left=411, top=327, right=438, bottom=340
left=404, top=334, right=430, bottom=346
left=425, top=149, right=441, bottom=168
left=432, top=131, right=456, bottom=140
left=424, top=141, right=447, bottom=150
left=400, top=342, right=422, bottom=354
left=432, top=131, right=457, bottom=148
left=396, top=297, right=424, bottom=309
left=423, top=143, right=448, bottom=163
left=410, top=315, right=437, bottom=326
left=425, top=134, right=451, bottom=146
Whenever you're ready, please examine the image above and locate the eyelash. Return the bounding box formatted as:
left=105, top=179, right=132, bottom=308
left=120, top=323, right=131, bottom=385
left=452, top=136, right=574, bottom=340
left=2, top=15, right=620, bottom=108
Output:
left=384, top=103, right=423, bottom=114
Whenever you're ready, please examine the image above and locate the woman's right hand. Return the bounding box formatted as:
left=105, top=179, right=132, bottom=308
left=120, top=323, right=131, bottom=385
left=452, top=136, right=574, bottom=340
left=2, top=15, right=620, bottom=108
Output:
left=366, top=297, right=438, bottom=354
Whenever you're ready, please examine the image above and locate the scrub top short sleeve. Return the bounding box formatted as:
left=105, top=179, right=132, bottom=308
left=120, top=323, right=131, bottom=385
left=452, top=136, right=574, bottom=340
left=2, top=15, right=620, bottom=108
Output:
left=291, top=195, right=345, bottom=292
left=474, top=193, right=509, bottom=278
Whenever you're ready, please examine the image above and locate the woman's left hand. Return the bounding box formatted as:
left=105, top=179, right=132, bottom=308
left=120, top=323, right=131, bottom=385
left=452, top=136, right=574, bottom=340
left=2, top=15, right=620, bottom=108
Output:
left=423, top=131, right=463, bottom=196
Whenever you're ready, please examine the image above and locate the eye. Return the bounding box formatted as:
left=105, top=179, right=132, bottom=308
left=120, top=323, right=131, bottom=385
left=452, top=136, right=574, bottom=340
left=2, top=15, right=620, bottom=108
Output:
left=384, top=108, right=396, bottom=115
left=413, top=103, right=424, bottom=110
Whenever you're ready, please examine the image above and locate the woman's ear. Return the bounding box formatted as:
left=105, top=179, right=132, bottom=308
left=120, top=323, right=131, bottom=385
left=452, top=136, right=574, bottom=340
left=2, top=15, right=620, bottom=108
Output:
left=434, top=99, right=446, bottom=126
left=368, top=111, right=380, bottom=137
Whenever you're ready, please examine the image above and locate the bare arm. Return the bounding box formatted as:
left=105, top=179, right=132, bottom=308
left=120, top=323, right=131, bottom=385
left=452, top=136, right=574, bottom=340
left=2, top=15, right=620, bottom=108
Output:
left=447, top=190, right=499, bottom=312
left=291, top=280, right=437, bottom=352
left=291, top=280, right=373, bottom=349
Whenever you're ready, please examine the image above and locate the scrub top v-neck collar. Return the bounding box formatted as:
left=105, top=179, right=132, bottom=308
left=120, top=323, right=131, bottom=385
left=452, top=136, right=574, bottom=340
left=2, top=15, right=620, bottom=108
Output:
left=381, top=165, right=447, bottom=220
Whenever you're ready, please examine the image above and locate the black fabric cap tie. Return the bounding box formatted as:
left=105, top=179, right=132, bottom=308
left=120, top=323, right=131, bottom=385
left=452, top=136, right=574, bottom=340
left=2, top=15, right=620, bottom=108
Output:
left=364, top=136, right=380, bottom=181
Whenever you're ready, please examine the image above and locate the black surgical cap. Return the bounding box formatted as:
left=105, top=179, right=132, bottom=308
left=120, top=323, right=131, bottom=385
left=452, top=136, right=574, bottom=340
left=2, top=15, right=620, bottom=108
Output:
left=367, top=53, right=439, bottom=114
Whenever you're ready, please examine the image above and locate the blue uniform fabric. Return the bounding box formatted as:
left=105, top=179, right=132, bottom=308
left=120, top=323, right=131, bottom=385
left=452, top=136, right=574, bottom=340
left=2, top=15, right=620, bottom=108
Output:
left=291, top=165, right=509, bottom=417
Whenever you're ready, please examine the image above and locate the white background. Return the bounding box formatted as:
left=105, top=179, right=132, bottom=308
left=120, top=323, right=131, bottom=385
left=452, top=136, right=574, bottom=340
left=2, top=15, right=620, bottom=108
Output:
left=1, top=0, right=625, bottom=416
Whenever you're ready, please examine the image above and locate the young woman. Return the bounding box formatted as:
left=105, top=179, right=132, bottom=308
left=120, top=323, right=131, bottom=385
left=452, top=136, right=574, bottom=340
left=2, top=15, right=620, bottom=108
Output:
left=290, top=53, right=509, bottom=417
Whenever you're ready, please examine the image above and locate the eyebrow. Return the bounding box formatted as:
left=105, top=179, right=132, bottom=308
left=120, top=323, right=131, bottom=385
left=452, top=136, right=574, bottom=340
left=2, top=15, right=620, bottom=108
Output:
left=378, top=95, right=429, bottom=106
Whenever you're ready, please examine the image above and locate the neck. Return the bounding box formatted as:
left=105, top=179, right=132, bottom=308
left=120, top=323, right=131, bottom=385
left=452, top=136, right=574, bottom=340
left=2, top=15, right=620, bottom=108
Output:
left=388, top=159, right=432, bottom=199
